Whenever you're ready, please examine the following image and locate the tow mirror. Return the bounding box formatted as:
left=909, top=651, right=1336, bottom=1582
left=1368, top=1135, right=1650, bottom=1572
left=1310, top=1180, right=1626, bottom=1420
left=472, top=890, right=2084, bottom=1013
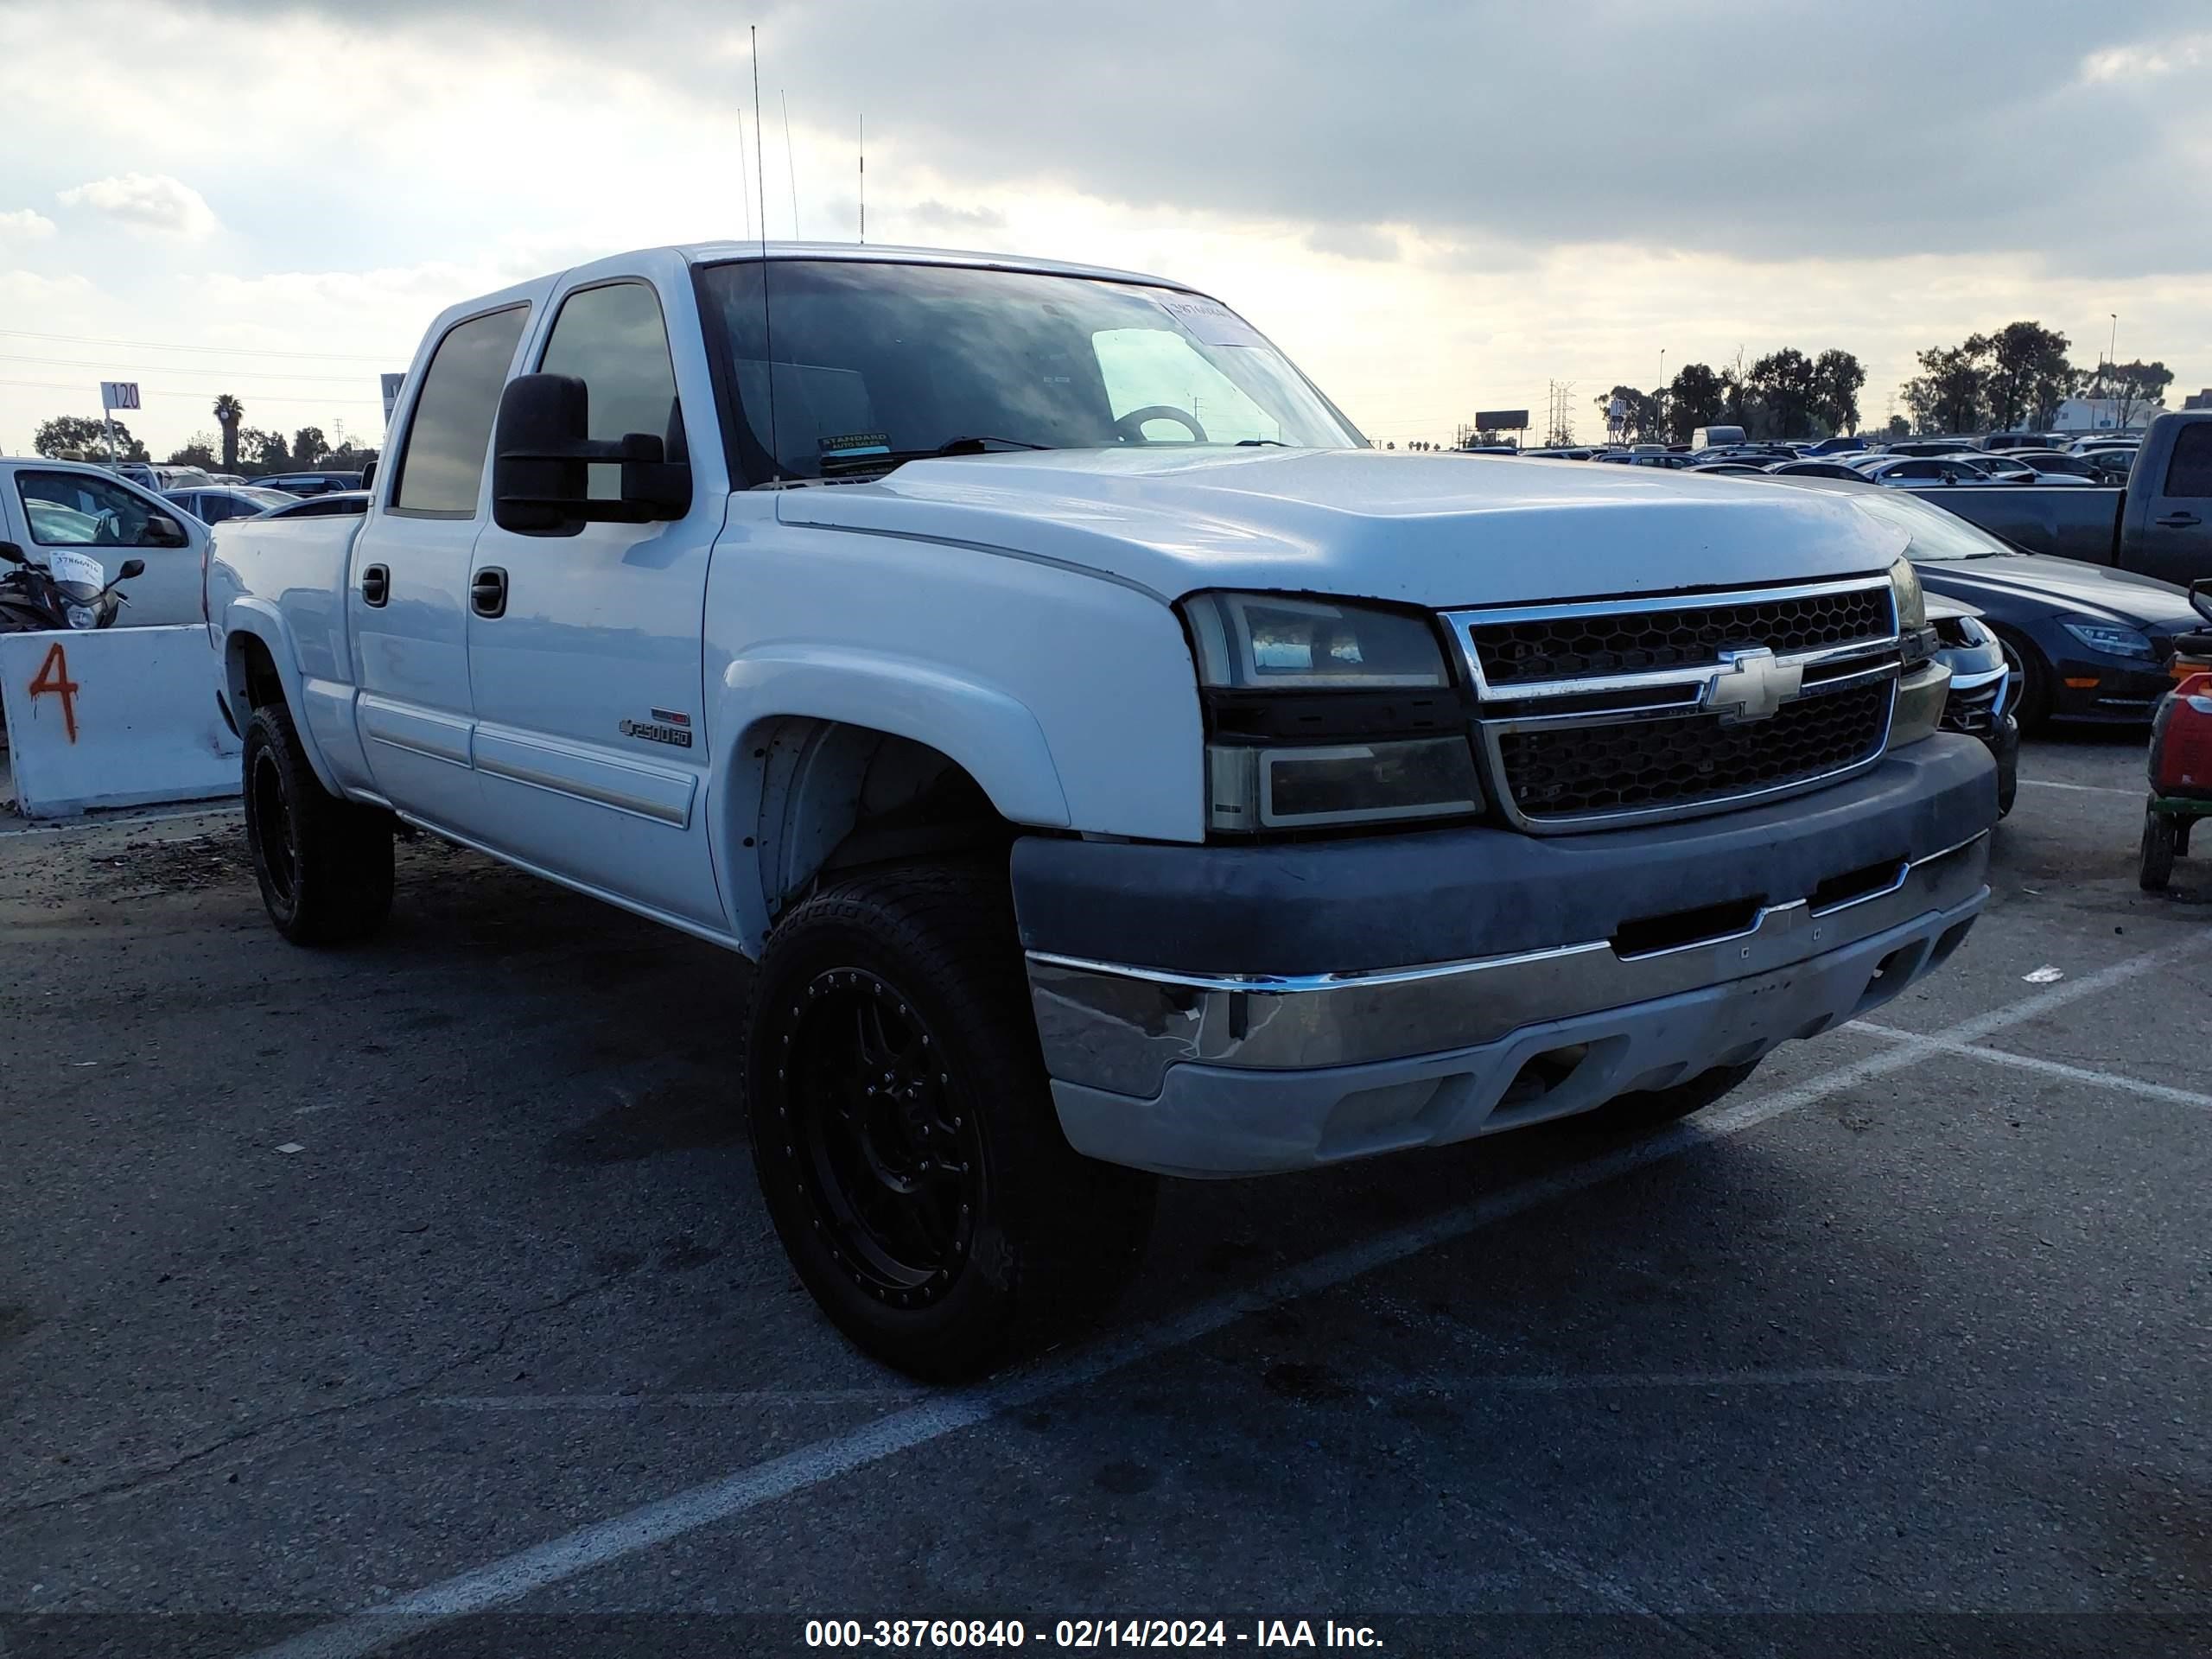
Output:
left=2190, top=578, right=2212, bottom=628
left=144, top=514, right=189, bottom=548
left=359, top=457, right=377, bottom=493
left=118, top=558, right=146, bottom=580
left=491, top=372, right=691, bottom=536
left=0, top=541, right=24, bottom=565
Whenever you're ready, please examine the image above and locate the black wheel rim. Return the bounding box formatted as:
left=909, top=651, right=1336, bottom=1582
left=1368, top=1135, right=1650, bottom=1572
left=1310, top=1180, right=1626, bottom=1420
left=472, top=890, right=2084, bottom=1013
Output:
left=1998, top=639, right=2028, bottom=714
left=776, top=970, right=983, bottom=1306
left=251, top=749, right=297, bottom=909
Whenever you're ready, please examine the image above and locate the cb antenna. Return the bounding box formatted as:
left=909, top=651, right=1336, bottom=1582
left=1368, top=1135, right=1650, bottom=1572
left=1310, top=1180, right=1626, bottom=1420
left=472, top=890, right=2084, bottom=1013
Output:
left=782, top=88, right=800, bottom=239
left=752, top=25, right=779, bottom=479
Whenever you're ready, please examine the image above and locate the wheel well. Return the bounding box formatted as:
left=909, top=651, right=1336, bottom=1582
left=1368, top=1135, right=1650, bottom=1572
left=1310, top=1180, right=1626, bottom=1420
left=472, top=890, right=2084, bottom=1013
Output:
left=750, top=719, right=1015, bottom=928
left=229, top=632, right=284, bottom=713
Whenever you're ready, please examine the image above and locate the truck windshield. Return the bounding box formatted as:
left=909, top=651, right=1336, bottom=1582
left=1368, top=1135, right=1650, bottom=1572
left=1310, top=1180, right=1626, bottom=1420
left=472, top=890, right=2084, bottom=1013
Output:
left=696, top=258, right=1363, bottom=481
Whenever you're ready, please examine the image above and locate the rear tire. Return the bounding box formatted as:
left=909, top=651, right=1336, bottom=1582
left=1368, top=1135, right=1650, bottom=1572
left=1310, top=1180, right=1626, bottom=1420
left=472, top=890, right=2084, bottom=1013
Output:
left=743, top=861, right=1156, bottom=1381
left=242, top=703, right=394, bottom=944
left=1584, top=1059, right=1762, bottom=1135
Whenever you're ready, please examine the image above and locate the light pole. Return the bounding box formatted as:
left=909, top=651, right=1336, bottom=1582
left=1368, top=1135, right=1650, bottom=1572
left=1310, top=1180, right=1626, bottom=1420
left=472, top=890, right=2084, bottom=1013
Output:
left=1656, top=348, right=1666, bottom=442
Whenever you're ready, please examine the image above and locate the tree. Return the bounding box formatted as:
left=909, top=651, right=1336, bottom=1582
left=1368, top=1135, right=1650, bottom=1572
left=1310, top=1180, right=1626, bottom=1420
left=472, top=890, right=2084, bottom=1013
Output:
left=233, top=427, right=293, bottom=474
left=1900, top=344, right=1986, bottom=435
left=213, top=394, right=245, bottom=472
left=1975, top=321, right=2074, bottom=431
left=34, top=413, right=149, bottom=461
left=1881, top=414, right=1910, bottom=442
left=1665, top=363, right=1724, bottom=442
left=166, top=439, right=219, bottom=469
left=292, top=425, right=329, bottom=465
left=1592, top=384, right=1659, bottom=442
left=1812, top=349, right=1866, bottom=436
left=1747, top=349, right=1821, bottom=439
left=2104, top=359, right=2173, bottom=430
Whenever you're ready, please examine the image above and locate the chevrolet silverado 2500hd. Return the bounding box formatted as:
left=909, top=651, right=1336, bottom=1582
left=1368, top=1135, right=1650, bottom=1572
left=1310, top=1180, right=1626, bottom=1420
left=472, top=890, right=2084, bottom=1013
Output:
left=209, top=243, right=1995, bottom=1376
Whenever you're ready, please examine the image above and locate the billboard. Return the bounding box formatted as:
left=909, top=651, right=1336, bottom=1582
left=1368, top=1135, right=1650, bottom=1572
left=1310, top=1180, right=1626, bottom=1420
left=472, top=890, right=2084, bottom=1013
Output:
left=1473, top=409, right=1529, bottom=429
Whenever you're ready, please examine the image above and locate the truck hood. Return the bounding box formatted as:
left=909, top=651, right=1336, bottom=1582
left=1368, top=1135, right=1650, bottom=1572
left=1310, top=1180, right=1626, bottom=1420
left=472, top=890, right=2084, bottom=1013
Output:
left=772, top=448, right=1910, bottom=608
left=1915, top=551, right=2199, bottom=627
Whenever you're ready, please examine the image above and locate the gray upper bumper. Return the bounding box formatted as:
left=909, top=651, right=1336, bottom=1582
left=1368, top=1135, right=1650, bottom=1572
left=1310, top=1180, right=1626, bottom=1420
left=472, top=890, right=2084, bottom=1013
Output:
left=1011, top=736, right=1998, bottom=1176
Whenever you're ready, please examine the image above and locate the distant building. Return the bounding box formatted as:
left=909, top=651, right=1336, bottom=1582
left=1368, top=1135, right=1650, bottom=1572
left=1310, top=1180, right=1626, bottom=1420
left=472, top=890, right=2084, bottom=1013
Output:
left=2184, top=389, right=2211, bottom=411
left=2052, top=396, right=2161, bottom=434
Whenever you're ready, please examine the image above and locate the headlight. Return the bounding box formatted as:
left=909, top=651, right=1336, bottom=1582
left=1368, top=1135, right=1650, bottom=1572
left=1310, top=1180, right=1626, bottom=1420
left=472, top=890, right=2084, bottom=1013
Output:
left=66, top=603, right=98, bottom=630
left=2061, top=620, right=2152, bottom=660
left=1180, top=592, right=1482, bottom=834
left=1889, top=559, right=1934, bottom=667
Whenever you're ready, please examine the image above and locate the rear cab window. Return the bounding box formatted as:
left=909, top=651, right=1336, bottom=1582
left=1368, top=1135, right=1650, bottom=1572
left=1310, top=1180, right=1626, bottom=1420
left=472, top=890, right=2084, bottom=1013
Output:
left=2161, top=423, right=2212, bottom=498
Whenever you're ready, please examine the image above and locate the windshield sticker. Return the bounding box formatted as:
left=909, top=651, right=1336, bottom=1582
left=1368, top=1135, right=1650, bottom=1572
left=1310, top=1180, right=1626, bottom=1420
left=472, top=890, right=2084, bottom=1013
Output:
left=1154, top=294, right=1266, bottom=349
left=819, top=431, right=891, bottom=458
left=47, top=550, right=105, bottom=588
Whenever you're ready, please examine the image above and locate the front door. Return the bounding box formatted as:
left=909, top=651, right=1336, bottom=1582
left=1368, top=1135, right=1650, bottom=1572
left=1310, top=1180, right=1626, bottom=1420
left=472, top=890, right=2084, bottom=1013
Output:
left=463, top=272, right=728, bottom=933
left=350, top=300, right=535, bottom=829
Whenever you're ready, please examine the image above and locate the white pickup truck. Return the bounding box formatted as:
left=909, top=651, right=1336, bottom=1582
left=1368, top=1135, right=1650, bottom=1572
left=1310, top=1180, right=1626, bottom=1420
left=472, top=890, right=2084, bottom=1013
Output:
left=209, top=242, right=1996, bottom=1376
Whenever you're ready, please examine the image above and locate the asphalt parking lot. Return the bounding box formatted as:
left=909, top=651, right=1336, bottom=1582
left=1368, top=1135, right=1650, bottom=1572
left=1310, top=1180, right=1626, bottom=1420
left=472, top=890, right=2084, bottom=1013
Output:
left=3, top=730, right=2208, bottom=1659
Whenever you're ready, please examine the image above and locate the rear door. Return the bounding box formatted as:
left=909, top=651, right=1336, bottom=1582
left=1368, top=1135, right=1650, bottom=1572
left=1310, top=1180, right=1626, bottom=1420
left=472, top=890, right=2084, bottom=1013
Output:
left=349, top=298, right=535, bottom=828
left=462, top=259, right=728, bottom=932
left=2130, top=420, right=2212, bottom=585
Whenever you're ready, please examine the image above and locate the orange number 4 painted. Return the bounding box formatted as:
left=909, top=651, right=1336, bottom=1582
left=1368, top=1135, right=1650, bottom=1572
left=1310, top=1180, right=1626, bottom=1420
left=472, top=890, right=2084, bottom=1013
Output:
left=28, top=640, right=80, bottom=743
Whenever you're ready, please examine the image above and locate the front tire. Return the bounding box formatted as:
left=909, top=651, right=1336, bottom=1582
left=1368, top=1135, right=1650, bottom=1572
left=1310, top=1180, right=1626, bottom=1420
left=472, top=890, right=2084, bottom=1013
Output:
left=242, top=703, right=394, bottom=945
left=1994, top=629, right=2052, bottom=735
left=2139, top=806, right=2177, bottom=892
left=743, top=861, right=1156, bottom=1380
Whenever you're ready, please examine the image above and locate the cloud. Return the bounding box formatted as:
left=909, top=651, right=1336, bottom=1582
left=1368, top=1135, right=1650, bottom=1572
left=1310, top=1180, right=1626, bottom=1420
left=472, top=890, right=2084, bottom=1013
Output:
left=902, top=199, right=1008, bottom=234
left=2082, top=34, right=2206, bottom=81
left=0, top=208, right=58, bottom=243
left=56, top=172, right=219, bottom=238
left=1304, top=223, right=1402, bottom=264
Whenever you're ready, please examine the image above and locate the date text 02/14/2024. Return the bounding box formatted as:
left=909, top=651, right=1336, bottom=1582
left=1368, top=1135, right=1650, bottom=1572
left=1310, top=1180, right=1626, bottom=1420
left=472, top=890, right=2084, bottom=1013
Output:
left=802, top=1619, right=1385, bottom=1649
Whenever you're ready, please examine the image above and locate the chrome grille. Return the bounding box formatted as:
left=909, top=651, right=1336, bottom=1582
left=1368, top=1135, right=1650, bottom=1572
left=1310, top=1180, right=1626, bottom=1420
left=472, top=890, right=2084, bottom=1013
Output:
left=1498, top=680, right=1894, bottom=821
left=1467, top=587, right=1891, bottom=688
left=1446, top=577, right=1902, bottom=833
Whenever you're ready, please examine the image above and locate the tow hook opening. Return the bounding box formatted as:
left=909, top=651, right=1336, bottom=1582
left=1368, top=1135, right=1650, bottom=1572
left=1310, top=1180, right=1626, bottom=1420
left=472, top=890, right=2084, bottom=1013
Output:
left=1611, top=897, right=1764, bottom=960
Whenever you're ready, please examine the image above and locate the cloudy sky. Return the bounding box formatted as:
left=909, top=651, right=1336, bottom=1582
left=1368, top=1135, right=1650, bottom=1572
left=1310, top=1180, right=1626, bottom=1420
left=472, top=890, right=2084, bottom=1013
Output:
left=3, top=0, right=2209, bottom=458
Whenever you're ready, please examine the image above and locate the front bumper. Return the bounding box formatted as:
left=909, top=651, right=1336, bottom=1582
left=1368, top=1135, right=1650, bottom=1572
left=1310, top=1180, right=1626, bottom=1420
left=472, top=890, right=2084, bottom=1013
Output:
left=2050, top=649, right=2188, bottom=723
left=1013, top=736, right=1996, bottom=1177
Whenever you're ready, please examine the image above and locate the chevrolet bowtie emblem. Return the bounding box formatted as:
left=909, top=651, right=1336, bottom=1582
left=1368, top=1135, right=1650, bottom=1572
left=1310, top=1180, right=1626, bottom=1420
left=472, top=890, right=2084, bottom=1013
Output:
left=1701, top=646, right=1803, bottom=725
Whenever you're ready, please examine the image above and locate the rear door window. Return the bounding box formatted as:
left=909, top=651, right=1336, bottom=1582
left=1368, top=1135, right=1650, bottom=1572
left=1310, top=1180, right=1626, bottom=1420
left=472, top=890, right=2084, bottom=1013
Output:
left=390, top=305, right=531, bottom=517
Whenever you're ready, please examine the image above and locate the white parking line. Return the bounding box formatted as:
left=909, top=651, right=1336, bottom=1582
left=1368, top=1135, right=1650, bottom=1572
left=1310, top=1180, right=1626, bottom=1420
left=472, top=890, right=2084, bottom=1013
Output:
left=242, top=931, right=2210, bottom=1659
left=2017, top=778, right=2141, bottom=798
left=1854, top=1022, right=2212, bottom=1111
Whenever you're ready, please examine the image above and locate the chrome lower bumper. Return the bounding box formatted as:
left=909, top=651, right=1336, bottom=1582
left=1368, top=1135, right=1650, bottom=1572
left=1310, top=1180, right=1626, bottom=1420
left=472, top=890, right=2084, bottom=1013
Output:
left=1027, top=831, right=1989, bottom=1103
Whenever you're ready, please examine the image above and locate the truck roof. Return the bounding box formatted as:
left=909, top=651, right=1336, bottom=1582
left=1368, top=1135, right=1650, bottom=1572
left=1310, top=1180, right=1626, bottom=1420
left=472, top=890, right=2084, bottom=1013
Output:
left=671, top=239, right=1203, bottom=294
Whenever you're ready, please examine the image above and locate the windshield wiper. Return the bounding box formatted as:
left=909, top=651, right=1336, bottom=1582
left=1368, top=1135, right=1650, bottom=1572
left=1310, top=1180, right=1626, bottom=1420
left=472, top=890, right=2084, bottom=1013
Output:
left=813, top=435, right=1056, bottom=480
left=1235, top=438, right=1287, bottom=447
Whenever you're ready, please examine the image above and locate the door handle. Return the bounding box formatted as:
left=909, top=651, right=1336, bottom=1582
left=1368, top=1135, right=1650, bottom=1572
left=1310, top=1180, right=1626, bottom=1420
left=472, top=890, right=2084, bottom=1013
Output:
left=2156, top=512, right=2201, bottom=529
left=360, top=563, right=389, bottom=607
left=471, top=566, right=508, bottom=619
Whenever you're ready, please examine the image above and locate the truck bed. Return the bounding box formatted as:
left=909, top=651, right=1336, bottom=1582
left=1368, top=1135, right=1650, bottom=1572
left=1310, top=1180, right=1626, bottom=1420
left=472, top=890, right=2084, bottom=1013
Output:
left=1904, top=484, right=2121, bottom=566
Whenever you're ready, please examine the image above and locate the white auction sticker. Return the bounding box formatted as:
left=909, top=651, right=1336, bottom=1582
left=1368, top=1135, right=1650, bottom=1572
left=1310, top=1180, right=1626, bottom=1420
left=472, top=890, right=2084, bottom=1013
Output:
left=1154, top=293, right=1266, bottom=348
left=45, top=550, right=105, bottom=588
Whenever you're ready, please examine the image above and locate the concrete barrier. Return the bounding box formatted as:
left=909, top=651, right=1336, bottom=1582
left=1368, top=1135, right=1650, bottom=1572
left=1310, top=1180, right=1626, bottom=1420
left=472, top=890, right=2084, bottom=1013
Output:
left=0, top=625, right=240, bottom=818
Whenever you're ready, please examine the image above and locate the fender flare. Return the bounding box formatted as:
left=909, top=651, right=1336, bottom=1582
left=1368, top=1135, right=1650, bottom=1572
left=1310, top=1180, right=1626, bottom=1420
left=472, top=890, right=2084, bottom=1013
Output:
left=222, top=599, right=345, bottom=797
left=711, top=645, right=1073, bottom=951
